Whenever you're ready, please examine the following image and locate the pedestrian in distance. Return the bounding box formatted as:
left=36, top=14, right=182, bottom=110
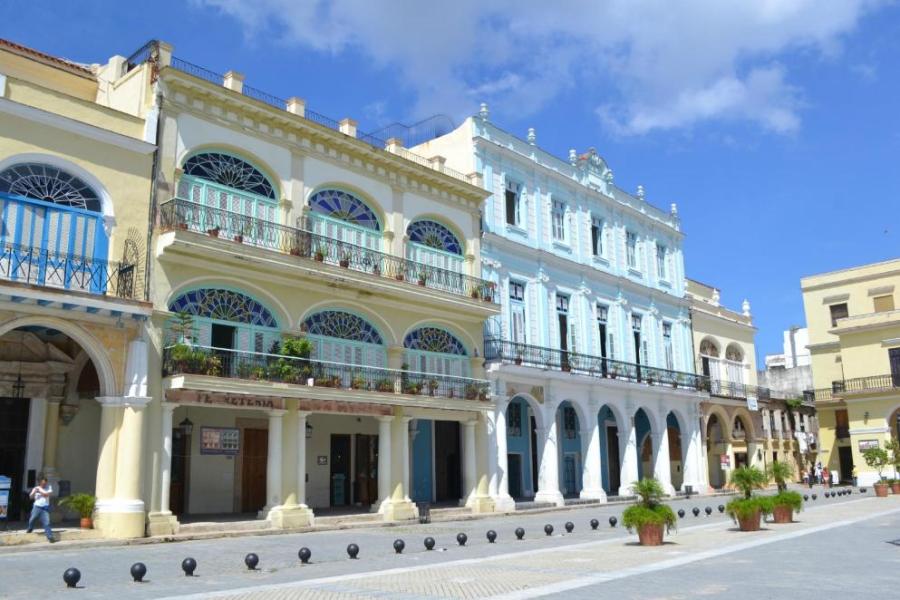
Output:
left=26, top=477, right=56, bottom=543
left=822, top=466, right=830, bottom=488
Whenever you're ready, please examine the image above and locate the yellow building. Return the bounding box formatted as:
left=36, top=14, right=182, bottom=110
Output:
left=687, top=279, right=815, bottom=489
left=802, top=258, right=900, bottom=486
left=0, top=39, right=155, bottom=538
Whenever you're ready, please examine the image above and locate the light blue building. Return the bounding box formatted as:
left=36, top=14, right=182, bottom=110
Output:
left=415, top=106, right=709, bottom=506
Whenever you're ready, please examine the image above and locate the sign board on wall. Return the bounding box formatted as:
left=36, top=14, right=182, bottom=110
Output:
left=720, top=454, right=731, bottom=469
left=746, top=395, right=758, bottom=411
left=200, top=427, right=240, bottom=455
left=858, top=439, right=880, bottom=451
left=0, top=475, right=10, bottom=520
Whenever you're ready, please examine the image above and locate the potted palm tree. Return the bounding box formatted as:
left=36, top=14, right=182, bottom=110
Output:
left=863, top=447, right=891, bottom=497
left=887, top=439, right=900, bottom=494
left=622, top=478, right=676, bottom=546
left=767, top=460, right=802, bottom=523
left=59, top=493, right=96, bottom=529
left=726, top=466, right=772, bottom=531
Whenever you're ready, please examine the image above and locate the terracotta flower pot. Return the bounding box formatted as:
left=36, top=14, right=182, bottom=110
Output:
left=892, top=482, right=900, bottom=494
left=80, top=516, right=93, bottom=529
left=637, top=523, right=664, bottom=546
left=737, top=508, right=761, bottom=532
left=875, top=483, right=889, bottom=497
left=771, top=505, right=793, bottom=524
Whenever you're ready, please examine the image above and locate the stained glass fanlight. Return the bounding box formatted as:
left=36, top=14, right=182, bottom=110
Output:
left=302, top=310, right=383, bottom=344
left=309, top=189, right=380, bottom=230
left=403, top=327, right=467, bottom=355
left=0, top=163, right=101, bottom=212
left=182, top=153, right=276, bottom=199
left=406, top=220, right=462, bottom=255
left=169, top=288, right=278, bottom=327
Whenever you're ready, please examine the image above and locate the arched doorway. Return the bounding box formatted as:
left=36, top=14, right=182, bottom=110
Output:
left=557, top=401, right=582, bottom=498
left=505, top=395, right=539, bottom=500
left=597, top=405, right=620, bottom=495
left=666, top=412, right=684, bottom=491
left=732, top=414, right=752, bottom=469
left=635, top=408, right=653, bottom=480
left=706, top=413, right=726, bottom=488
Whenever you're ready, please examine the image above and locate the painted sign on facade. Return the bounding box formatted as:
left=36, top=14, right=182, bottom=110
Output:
left=858, top=439, right=880, bottom=451
left=200, top=427, right=240, bottom=455
left=720, top=454, right=731, bottom=468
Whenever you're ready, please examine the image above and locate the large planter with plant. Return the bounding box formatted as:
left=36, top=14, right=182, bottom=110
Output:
left=862, top=447, right=891, bottom=498
left=770, top=490, right=803, bottom=524
left=59, top=493, right=96, bottom=529
left=622, top=478, right=676, bottom=546
left=726, top=466, right=772, bottom=532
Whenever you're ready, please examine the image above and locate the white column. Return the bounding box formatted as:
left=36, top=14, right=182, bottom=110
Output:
left=159, top=403, right=177, bottom=514
left=492, top=399, right=515, bottom=510
left=580, top=421, right=605, bottom=500
left=296, top=411, right=309, bottom=506
left=682, top=420, right=706, bottom=492
left=653, top=429, right=675, bottom=495
left=377, top=415, right=393, bottom=512
left=264, top=410, right=285, bottom=511
left=463, top=420, right=477, bottom=505
left=42, top=398, right=62, bottom=481
left=94, top=397, right=120, bottom=503
left=534, top=409, right=565, bottom=506
left=401, top=416, right=413, bottom=501
left=618, top=417, right=640, bottom=496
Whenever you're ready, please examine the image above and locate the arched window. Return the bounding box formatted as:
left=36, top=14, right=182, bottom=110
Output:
left=0, top=163, right=101, bottom=212
left=698, top=338, right=721, bottom=381
left=168, top=288, right=281, bottom=354
left=725, top=343, right=744, bottom=385
left=307, top=189, right=382, bottom=250
left=732, top=416, right=747, bottom=440
left=405, top=219, right=464, bottom=273
left=699, top=339, right=720, bottom=357
left=404, top=326, right=468, bottom=376
left=182, top=153, right=275, bottom=199
left=302, top=310, right=385, bottom=367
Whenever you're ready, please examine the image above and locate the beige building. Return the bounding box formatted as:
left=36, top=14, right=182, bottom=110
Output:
left=802, top=258, right=900, bottom=486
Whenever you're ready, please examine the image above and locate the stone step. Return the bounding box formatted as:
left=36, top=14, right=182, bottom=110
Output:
left=515, top=500, right=555, bottom=511
left=314, top=512, right=382, bottom=527
left=178, top=519, right=271, bottom=534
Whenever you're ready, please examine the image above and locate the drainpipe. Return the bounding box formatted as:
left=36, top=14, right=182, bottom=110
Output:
left=143, top=73, right=164, bottom=303
left=788, top=325, right=799, bottom=369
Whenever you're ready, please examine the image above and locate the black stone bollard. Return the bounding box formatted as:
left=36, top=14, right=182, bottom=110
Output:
left=182, top=557, right=197, bottom=576
left=692, top=507, right=700, bottom=517
left=347, top=544, right=360, bottom=559
left=705, top=507, right=712, bottom=516
left=456, top=533, right=468, bottom=546
left=130, top=562, right=147, bottom=583
left=393, top=539, right=405, bottom=554
left=590, top=518, right=599, bottom=530
left=244, top=553, right=259, bottom=570
left=803, top=494, right=809, bottom=501
left=564, top=521, right=574, bottom=533
left=63, top=568, right=81, bottom=589
left=544, top=524, right=554, bottom=536
left=486, top=530, right=497, bottom=543
left=424, top=537, right=436, bottom=550
left=609, top=516, right=617, bottom=528
left=678, top=509, right=685, bottom=518
left=812, top=494, right=817, bottom=500
left=298, top=548, right=311, bottom=564
left=718, top=505, right=725, bottom=513
left=515, top=527, right=525, bottom=540
left=861, top=488, right=867, bottom=493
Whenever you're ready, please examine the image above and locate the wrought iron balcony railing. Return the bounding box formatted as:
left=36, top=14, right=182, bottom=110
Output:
left=483, top=338, right=707, bottom=391
left=708, top=379, right=771, bottom=401
left=162, top=345, right=490, bottom=402
left=835, top=425, right=850, bottom=439
left=159, top=199, right=497, bottom=303
left=804, top=373, right=900, bottom=403
left=0, top=242, right=139, bottom=299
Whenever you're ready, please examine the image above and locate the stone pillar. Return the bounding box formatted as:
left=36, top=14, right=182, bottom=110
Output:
left=580, top=422, right=606, bottom=500
left=94, top=397, right=121, bottom=504
left=681, top=417, right=706, bottom=493
left=376, top=415, right=393, bottom=514
left=401, top=416, right=413, bottom=501
left=491, top=399, right=516, bottom=511
left=618, top=416, right=640, bottom=497
left=463, top=419, right=477, bottom=505
left=380, top=414, right=417, bottom=521
left=268, top=409, right=314, bottom=529
left=297, top=412, right=310, bottom=507
left=534, top=406, right=565, bottom=506
left=653, top=429, right=675, bottom=495
left=263, top=409, right=285, bottom=514
left=147, top=403, right=180, bottom=535
left=471, top=413, right=496, bottom=513
left=42, top=398, right=62, bottom=481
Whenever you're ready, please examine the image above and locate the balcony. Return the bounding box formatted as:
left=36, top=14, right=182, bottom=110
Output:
left=162, top=345, right=490, bottom=403
left=159, top=199, right=497, bottom=304
left=0, top=241, right=140, bottom=299
left=804, top=373, right=900, bottom=402
left=835, top=425, right=850, bottom=440
left=708, top=379, right=771, bottom=401
left=484, top=338, right=707, bottom=391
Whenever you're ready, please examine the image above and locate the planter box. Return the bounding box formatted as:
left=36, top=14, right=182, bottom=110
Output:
left=80, top=517, right=93, bottom=529
left=892, top=482, right=900, bottom=494
left=771, top=505, right=793, bottom=524
left=875, top=483, right=890, bottom=497
left=637, top=523, right=664, bottom=546
left=737, top=508, right=761, bottom=531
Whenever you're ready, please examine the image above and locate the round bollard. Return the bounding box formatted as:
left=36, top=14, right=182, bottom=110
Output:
left=692, top=507, right=700, bottom=517
left=718, top=505, right=725, bottom=513
left=515, top=527, right=525, bottom=540
left=861, top=488, right=867, bottom=493
left=63, top=568, right=81, bottom=589
left=298, top=547, right=311, bottom=564
left=590, top=518, right=599, bottom=530
left=424, top=537, right=436, bottom=551
left=486, top=530, right=497, bottom=543
left=677, top=509, right=685, bottom=518
left=182, top=557, right=197, bottom=576
left=812, top=494, right=817, bottom=500
left=705, top=507, right=712, bottom=516
left=393, top=539, right=405, bottom=554
left=803, top=494, right=809, bottom=501
left=544, top=524, right=554, bottom=536
left=456, top=533, right=468, bottom=546
left=130, top=562, right=147, bottom=583
left=609, top=516, right=617, bottom=528
left=347, top=544, right=360, bottom=559
left=564, top=521, right=574, bottom=533
left=244, top=553, right=259, bottom=570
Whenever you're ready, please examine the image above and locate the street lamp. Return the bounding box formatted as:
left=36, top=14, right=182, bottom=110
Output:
left=179, top=417, right=194, bottom=435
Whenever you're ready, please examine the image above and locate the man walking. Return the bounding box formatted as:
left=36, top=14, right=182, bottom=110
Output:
left=26, top=477, right=55, bottom=543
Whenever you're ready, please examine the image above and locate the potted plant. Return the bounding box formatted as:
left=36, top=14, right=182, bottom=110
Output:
left=514, top=350, right=524, bottom=366
left=609, top=365, right=619, bottom=379
left=351, top=374, right=367, bottom=390
left=314, top=246, right=326, bottom=262
left=471, top=289, right=480, bottom=299
left=207, top=226, right=220, bottom=238
left=395, top=272, right=405, bottom=281
left=767, top=459, right=801, bottom=523
left=418, top=271, right=428, bottom=286
left=59, top=493, right=96, bottom=529
left=339, top=250, right=351, bottom=268
left=622, top=478, right=676, bottom=546
left=863, top=447, right=891, bottom=497
left=375, top=378, right=394, bottom=393
left=887, top=439, right=900, bottom=493
left=428, top=379, right=439, bottom=396
left=726, top=466, right=772, bottom=531
left=464, top=383, right=479, bottom=400
left=482, top=282, right=496, bottom=302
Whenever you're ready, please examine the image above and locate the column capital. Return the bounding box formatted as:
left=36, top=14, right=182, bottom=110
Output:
left=297, top=410, right=311, bottom=419
left=95, top=396, right=123, bottom=406
left=47, top=396, right=64, bottom=405
left=377, top=415, right=395, bottom=423
left=268, top=409, right=287, bottom=418
left=463, top=419, right=477, bottom=429
left=123, top=396, right=152, bottom=409
left=162, top=402, right=179, bottom=413
left=400, top=415, right=414, bottom=424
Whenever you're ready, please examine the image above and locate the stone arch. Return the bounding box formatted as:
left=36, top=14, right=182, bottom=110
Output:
left=167, top=277, right=292, bottom=330
left=405, top=214, right=466, bottom=256
left=177, top=145, right=281, bottom=200
left=725, top=342, right=744, bottom=362
left=401, top=319, right=477, bottom=356
left=699, top=336, right=721, bottom=358
left=0, top=316, right=116, bottom=396
left=511, top=392, right=546, bottom=431
left=306, top=183, right=385, bottom=231
left=703, top=404, right=731, bottom=437
left=731, top=407, right=756, bottom=442
left=298, top=300, right=396, bottom=346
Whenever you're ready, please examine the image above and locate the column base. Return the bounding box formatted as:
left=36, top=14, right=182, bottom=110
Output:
left=379, top=499, right=419, bottom=521
left=579, top=488, right=608, bottom=502
left=146, top=511, right=180, bottom=536
left=94, top=499, right=146, bottom=539
left=534, top=490, right=565, bottom=507
left=267, top=504, right=315, bottom=529
left=469, top=495, right=496, bottom=513
left=490, top=493, right=517, bottom=512
left=680, top=481, right=706, bottom=496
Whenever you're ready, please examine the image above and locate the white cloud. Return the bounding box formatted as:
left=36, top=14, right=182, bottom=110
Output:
left=198, top=0, right=883, bottom=135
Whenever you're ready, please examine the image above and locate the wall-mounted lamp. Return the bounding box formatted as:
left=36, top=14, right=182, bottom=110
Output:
left=179, top=417, right=194, bottom=435
left=306, top=422, right=313, bottom=439
left=864, top=411, right=870, bottom=424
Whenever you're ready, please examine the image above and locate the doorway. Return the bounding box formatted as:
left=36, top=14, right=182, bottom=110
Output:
left=0, top=398, right=29, bottom=521
left=240, top=428, right=267, bottom=513
left=890, top=348, right=900, bottom=387
left=734, top=452, right=748, bottom=469
left=530, top=415, right=539, bottom=495
left=434, top=421, right=461, bottom=502
left=838, top=446, right=854, bottom=483
left=606, top=425, right=621, bottom=494
left=562, top=454, right=578, bottom=497
left=508, top=453, right=523, bottom=498
left=354, top=433, right=377, bottom=506
left=330, top=434, right=351, bottom=507
left=169, top=426, right=191, bottom=515
left=211, top=323, right=236, bottom=373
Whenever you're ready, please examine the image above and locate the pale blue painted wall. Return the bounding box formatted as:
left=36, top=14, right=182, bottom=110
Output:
left=506, top=397, right=534, bottom=497
left=411, top=419, right=433, bottom=503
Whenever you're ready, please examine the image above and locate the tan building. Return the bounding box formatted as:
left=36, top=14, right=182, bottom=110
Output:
left=802, top=258, right=900, bottom=486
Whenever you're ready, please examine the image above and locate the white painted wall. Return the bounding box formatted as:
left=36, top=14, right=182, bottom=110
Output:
left=57, top=398, right=100, bottom=496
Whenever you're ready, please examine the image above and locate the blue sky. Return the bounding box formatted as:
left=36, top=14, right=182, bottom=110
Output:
left=2, top=0, right=898, bottom=362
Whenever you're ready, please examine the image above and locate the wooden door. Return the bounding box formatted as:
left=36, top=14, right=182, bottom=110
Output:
left=169, top=427, right=190, bottom=515
left=434, top=421, right=461, bottom=502
left=354, top=434, right=377, bottom=506
left=508, top=453, right=523, bottom=499
left=330, top=434, right=351, bottom=506
left=890, top=348, right=900, bottom=386
left=241, top=429, right=268, bottom=513
left=0, top=397, right=29, bottom=520
left=606, top=426, right=621, bottom=494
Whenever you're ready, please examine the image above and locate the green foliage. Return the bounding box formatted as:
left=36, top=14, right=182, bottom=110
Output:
left=171, top=311, right=195, bottom=344
left=785, top=397, right=803, bottom=410
left=726, top=496, right=773, bottom=521
left=886, top=439, right=900, bottom=470
left=280, top=337, right=312, bottom=358
left=58, top=493, right=96, bottom=518
left=862, top=447, right=890, bottom=480
left=771, top=490, right=803, bottom=512
left=630, top=478, right=666, bottom=508
left=622, top=478, right=676, bottom=534
left=767, top=460, right=794, bottom=492
left=730, top=466, right=769, bottom=499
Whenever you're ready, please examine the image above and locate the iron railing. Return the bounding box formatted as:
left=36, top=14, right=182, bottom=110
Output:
left=483, top=338, right=707, bottom=391
left=803, top=388, right=833, bottom=402
left=163, top=345, right=490, bottom=401
left=708, top=379, right=771, bottom=401
left=835, top=425, right=850, bottom=439
left=804, top=373, right=900, bottom=403
left=159, top=199, right=497, bottom=302
left=0, top=242, right=139, bottom=299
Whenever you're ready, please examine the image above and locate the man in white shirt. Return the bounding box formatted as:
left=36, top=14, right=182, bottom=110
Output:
left=26, top=477, right=55, bottom=543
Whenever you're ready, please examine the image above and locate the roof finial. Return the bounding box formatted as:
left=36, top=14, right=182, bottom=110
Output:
left=527, top=127, right=536, bottom=145
left=670, top=203, right=678, bottom=216
left=569, top=149, right=577, bottom=165
left=479, top=102, right=489, bottom=121
left=636, top=185, right=645, bottom=199
left=742, top=299, right=751, bottom=317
